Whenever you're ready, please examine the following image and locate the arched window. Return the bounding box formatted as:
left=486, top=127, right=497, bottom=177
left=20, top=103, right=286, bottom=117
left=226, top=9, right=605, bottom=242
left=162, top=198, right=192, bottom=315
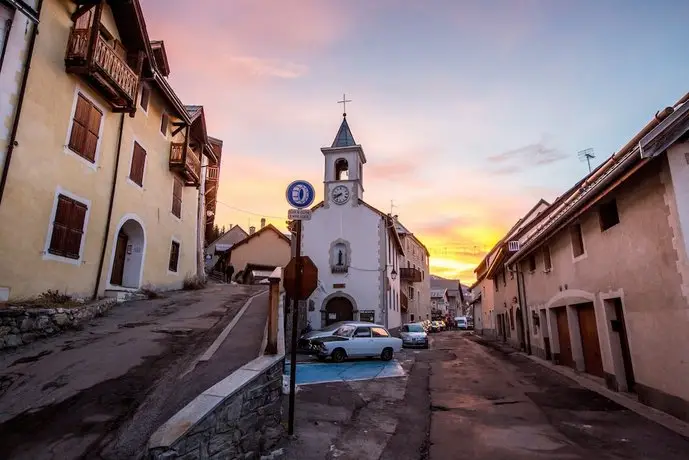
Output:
left=330, top=239, right=351, bottom=273
left=335, top=158, right=349, bottom=180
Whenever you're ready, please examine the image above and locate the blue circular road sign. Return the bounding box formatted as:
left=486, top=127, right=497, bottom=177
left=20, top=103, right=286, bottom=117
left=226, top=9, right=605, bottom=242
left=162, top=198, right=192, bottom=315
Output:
left=286, top=180, right=316, bottom=209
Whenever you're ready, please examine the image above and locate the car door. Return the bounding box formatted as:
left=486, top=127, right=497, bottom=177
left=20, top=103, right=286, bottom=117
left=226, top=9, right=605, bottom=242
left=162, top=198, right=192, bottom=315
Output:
left=350, top=326, right=373, bottom=356
left=371, top=326, right=393, bottom=353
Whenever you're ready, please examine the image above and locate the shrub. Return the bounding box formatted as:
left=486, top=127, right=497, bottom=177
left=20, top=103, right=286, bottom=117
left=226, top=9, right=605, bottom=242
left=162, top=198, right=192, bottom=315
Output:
left=183, top=274, right=207, bottom=291
left=140, top=284, right=163, bottom=299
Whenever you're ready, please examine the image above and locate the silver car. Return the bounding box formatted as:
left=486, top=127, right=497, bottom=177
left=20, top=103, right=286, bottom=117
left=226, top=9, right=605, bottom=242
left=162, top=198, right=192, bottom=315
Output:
left=400, top=322, right=429, bottom=348
left=298, top=321, right=359, bottom=352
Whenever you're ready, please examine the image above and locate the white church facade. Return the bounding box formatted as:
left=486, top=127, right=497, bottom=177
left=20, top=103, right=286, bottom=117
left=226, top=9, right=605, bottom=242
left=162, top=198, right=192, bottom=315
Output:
left=299, top=114, right=406, bottom=332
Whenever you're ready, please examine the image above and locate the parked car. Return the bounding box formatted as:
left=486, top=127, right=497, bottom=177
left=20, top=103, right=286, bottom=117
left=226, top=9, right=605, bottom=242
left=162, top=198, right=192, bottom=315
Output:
left=298, top=320, right=358, bottom=353
left=312, top=323, right=403, bottom=362
left=400, top=323, right=429, bottom=348
left=455, top=316, right=468, bottom=330
left=430, top=321, right=442, bottom=332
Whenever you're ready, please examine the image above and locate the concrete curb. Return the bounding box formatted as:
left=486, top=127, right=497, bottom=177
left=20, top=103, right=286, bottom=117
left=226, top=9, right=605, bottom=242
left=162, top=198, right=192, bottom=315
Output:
left=472, top=334, right=689, bottom=440
left=198, top=288, right=268, bottom=362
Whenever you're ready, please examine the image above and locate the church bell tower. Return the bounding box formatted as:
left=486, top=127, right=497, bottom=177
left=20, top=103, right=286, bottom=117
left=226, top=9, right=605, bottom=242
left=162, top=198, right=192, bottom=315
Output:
left=321, top=111, right=367, bottom=208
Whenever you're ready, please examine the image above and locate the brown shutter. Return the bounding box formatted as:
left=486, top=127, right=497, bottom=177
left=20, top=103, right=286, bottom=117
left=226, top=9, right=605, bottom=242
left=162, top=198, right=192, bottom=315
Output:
left=65, top=201, right=87, bottom=258
left=169, top=241, right=180, bottom=272
left=49, top=196, right=72, bottom=256
left=129, top=142, right=146, bottom=186
left=68, top=94, right=101, bottom=163
left=172, top=178, right=182, bottom=218
left=140, top=85, right=150, bottom=111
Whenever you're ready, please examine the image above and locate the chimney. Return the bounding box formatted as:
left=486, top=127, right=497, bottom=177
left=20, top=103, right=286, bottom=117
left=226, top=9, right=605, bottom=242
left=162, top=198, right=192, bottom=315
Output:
left=249, top=226, right=256, bottom=235
left=260, top=218, right=266, bottom=229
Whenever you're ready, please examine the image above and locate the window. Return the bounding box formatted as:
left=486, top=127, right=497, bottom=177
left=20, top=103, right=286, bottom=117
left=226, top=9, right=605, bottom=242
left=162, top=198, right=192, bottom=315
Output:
left=335, top=158, right=349, bottom=180
left=129, top=142, right=146, bottom=187
left=334, top=325, right=355, bottom=337
left=0, top=4, right=13, bottom=72
left=543, top=246, right=552, bottom=271
left=68, top=93, right=103, bottom=162
left=140, top=84, right=150, bottom=112
left=408, top=286, right=414, bottom=300
left=528, top=255, right=536, bottom=272
left=599, top=200, right=620, bottom=231
left=48, top=195, right=88, bottom=259
left=168, top=241, right=180, bottom=272
left=172, top=178, right=183, bottom=218
left=570, top=223, right=585, bottom=257
left=160, top=112, right=169, bottom=136
left=353, top=327, right=371, bottom=338
left=371, top=327, right=390, bottom=338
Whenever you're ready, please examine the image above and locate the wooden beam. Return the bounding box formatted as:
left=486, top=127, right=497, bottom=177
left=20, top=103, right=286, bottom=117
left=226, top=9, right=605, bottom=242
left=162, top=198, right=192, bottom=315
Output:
left=171, top=123, right=186, bottom=137
left=71, top=4, right=94, bottom=21
left=129, top=50, right=145, bottom=118
left=85, top=1, right=103, bottom=71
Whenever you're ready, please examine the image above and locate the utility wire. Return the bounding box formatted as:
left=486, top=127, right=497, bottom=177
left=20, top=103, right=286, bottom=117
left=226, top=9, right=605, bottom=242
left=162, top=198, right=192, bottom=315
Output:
left=215, top=199, right=285, bottom=220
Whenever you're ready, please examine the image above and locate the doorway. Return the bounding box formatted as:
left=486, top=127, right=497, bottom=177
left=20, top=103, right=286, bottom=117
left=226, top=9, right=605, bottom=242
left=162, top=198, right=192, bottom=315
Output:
left=554, top=307, right=574, bottom=368
left=609, top=298, right=635, bottom=391
left=576, top=302, right=604, bottom=378
left=109, top=217, right=145, bottom=288
left=324, top=297, right=354, bottom=326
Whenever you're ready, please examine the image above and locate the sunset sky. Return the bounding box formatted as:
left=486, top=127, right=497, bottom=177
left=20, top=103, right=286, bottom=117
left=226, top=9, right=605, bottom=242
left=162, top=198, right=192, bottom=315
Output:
left=143, top=0, right=689, bottom=282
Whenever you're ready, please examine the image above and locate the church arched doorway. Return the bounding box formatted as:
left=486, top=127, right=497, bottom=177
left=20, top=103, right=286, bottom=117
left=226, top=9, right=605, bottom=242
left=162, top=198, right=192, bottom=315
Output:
left=109, top=217, right=145, bottom=288
left=325, top=296, right=354, bottom=326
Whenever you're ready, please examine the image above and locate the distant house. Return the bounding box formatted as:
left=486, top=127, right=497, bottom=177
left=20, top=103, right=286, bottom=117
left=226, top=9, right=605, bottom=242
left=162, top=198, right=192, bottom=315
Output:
left=205, top=225, right=249, bottom=270
left=430, top=289, right=449, bottom=315
left=228, top=223, right=291, bottom=283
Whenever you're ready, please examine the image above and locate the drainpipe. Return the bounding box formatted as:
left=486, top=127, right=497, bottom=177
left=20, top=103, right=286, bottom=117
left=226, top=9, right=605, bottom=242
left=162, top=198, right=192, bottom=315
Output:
left=516, top=266, right=532, bottom=355
left=0, top=0, right=44, bottom=206
left=92, top=113, right=126, bottom=299
left=197, top=150, right=206, bottom=280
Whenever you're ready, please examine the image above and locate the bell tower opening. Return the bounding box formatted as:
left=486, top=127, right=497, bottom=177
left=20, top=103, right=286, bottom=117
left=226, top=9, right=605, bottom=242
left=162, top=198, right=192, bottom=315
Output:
left=335, top=158, right=349, bottom=180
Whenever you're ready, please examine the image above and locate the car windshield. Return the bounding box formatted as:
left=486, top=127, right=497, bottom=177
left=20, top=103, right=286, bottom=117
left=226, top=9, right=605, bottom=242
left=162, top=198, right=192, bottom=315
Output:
left=407, top=324, right=425, bottom=332
left=333, top=325, right=355, bottom=337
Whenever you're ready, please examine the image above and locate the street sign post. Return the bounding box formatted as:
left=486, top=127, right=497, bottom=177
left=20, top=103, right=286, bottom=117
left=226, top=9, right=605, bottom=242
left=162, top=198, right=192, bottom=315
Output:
left=287, top=208, right=312, bottom=221
left=284, top=180, right=316, bottom=436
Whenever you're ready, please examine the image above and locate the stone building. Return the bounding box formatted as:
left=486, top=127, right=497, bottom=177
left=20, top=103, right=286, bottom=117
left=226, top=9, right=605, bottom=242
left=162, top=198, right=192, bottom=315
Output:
left=396, top=220, right=431, bottom=323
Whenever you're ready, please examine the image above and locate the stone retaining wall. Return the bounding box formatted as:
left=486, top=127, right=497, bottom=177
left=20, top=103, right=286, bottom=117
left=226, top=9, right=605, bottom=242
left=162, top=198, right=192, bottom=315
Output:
left=0, top=298, right=116, bottom=349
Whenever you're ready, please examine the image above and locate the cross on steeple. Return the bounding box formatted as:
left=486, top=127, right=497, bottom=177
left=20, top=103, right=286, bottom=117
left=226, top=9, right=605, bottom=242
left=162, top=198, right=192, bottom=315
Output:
left=337, top=93, right=352, bottom=117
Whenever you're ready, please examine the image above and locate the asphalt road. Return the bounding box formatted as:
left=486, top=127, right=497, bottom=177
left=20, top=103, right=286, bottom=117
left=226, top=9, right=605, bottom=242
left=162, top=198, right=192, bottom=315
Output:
left=284, top=331, right=689, bottom=460
left=0, top=284, right=268, bottom=460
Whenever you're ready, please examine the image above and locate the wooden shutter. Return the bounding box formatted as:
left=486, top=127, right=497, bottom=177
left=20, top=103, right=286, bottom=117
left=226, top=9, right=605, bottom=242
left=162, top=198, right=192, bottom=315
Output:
left=140, top=84, right=150, bottom=111
left=160, top=112, right=169, bottom=135
left=169, top=241, right=180, bottom=272
left=68, top=94, right=102, bottom=162
left=172, top=178, right=182, bottom=218
left=74, top=8, right=93, bottom=30
left=49, top=195, right=87, bottom=259
left=129, top=142, right=146, bottom=186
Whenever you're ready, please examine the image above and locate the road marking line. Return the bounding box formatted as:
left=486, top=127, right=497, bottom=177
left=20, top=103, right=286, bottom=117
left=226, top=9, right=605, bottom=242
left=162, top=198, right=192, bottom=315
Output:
left=198, top=289, right=268, bottom=363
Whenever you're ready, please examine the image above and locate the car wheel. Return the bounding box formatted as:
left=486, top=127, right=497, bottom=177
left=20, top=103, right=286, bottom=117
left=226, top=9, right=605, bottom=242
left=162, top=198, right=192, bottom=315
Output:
left=381, top=347, right=393, bottom=361
left=331, top=348, right=346, bottom=363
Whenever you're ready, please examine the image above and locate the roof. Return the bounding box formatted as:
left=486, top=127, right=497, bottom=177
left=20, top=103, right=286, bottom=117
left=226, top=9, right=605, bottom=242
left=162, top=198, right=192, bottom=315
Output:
left=396, top=221, right=431, bottom=257
left=431, top=289, right=447, bottom=298
left=206, top=225, right=249, bottom=249
left=310, top=199, right=405, bottom=256
left=332, top=116, right=357, bottom=147
left=150, top=40, right=170, bottom=76
left=229, top=224, right=291, bottom=253
left=506, top=93, right=688, bottom=266
left=184, top=105, right=216, bottom=161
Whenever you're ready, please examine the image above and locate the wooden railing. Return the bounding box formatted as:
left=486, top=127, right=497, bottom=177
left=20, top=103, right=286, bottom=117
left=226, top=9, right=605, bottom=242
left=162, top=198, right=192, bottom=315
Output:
left=66, top=28, right=138, bottom=102
left=170, top=143, right=201, bottom=184
left=400, top=267, right=422, bottom=283
left=206, top=166, right=219, bottom=182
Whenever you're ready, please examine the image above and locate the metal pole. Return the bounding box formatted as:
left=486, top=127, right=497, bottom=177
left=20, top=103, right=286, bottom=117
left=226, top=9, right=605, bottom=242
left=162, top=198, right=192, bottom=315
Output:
left=287, top=220, right=302, bottom=435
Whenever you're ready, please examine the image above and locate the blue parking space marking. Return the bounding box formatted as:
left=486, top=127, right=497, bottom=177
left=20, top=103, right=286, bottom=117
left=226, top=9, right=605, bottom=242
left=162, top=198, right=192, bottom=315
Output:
left=284, top=360, right=406, bottom=385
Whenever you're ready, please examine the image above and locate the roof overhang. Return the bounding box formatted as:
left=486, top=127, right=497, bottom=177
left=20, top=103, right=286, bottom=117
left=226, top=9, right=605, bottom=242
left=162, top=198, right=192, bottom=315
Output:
left=7, top=0, right=39, bottom=23
left=640, top=101, right=689, bottom=159
left=320, top=144, right=367, bottom=164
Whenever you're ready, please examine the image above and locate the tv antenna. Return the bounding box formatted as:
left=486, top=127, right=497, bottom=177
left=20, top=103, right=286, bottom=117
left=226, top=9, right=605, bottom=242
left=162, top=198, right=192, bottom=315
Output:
left=578, top=148, right=595, bottom=173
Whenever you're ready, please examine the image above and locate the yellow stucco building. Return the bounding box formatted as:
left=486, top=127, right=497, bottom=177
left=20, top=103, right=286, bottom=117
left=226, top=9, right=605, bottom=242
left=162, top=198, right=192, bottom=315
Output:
left=0, top=0, right=222, bottom=301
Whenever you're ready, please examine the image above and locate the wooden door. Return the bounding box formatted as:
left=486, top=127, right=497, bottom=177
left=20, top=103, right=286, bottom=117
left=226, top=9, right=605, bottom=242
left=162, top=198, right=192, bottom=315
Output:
left=555, top=308, right=574, bottom=368
left=325, top=297, right=354, bottom=326
left=110, top=230, right=128, bottom=286
left=576, top=303, right=604, bottom=378
left=614, top=299, right=636, bottom=391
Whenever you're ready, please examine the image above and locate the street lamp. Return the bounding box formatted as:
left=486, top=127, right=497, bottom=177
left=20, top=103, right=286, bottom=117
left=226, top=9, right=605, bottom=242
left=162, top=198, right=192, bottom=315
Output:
left=390, top=268, right=397, bottom=281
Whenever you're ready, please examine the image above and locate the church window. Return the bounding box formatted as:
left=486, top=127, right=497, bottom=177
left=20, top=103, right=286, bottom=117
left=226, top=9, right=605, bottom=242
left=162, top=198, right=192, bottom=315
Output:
left=335, top=158, right=349, bottom=180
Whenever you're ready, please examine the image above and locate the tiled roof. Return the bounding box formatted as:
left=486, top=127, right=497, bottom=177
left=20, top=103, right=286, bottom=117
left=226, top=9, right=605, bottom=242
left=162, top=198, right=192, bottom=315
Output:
left=332, top=116, right=356, bottom=147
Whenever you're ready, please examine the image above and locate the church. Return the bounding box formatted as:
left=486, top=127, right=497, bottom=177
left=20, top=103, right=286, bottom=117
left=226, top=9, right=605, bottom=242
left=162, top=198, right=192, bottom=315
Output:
left=300, top=113, right=406, bottom=332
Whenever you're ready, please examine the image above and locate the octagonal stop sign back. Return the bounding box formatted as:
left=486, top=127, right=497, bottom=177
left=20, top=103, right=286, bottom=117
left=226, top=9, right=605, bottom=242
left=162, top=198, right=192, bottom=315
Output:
left=283, top=256, right=318, bottom=300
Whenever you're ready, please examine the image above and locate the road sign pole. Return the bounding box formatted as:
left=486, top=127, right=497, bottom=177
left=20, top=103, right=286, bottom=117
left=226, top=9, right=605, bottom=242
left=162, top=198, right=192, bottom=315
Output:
left=287, top=219, right=302, bottom=435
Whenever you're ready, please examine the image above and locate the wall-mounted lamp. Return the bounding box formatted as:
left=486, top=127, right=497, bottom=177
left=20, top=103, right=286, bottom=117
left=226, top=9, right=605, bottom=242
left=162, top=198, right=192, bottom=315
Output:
left=390, top=268, right=398, bottom=281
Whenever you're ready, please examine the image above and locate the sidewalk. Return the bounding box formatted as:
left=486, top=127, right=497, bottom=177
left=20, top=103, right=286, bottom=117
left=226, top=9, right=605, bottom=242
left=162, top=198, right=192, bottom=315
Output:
left=470, top=332, right=689, bottom=441
left=0, top=283, right=268, bottom=460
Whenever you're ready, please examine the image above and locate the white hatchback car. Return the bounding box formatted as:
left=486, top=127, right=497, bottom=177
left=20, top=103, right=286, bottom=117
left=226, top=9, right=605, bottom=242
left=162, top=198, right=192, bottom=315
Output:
left=313, top=323, right=403, bottom=362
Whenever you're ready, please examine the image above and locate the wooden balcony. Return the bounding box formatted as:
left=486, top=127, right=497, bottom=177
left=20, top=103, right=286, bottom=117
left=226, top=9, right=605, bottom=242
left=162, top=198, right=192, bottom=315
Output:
left=169, top=143, right=201, bottom=186
left=400, top=267, right=422, bottom=283
left=206, top=166, right=219, bottom=182
left=401, top=292, right=409, bottom=312
left=65, top=28, right=139, bottom=112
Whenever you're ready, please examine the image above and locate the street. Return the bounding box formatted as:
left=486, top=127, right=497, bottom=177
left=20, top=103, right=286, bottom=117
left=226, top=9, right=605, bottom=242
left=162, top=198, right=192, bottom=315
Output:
left=285, top=330, right=689, bottom=460
left=0, top=284, right=267, bottom=460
